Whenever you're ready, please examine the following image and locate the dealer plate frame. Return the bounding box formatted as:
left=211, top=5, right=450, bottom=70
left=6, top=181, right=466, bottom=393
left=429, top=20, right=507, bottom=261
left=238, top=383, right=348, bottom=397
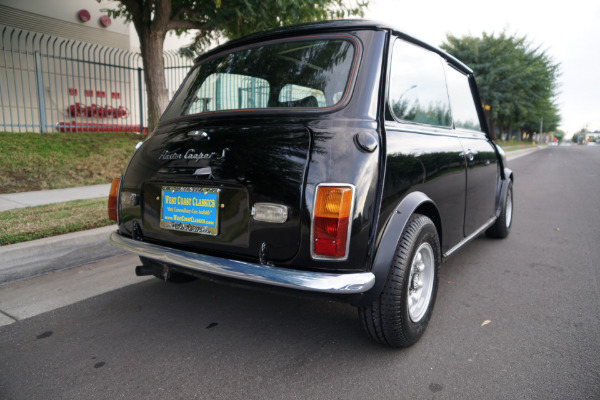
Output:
left=160, top=186, right=220, bottom=236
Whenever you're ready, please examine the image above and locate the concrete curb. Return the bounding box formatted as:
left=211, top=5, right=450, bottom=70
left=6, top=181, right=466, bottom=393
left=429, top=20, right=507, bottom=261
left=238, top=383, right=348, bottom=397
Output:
left=0, top=225, right=126, bottom=285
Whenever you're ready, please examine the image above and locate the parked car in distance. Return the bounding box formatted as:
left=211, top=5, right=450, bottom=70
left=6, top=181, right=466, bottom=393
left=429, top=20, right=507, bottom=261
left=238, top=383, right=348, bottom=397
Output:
left=109, top=20, right=514, bottom=347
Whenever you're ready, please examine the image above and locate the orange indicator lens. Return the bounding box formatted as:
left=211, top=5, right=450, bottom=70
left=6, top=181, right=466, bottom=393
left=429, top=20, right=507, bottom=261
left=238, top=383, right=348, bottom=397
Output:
left=108, top=177, right=120, bottom=221
left=313, top=186, right=353, bottom=258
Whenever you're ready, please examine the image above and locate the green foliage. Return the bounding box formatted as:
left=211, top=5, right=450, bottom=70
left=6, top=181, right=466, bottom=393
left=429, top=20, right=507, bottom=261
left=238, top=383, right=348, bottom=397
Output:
left=215, top=0, right=367, bottom=39
left=0, top=198, right=112, bottom=246
left=0, top=132, right=141, bottom=193
left=441, top=32, right=560, bottom=137
left=99, top=0, right=369, bottom=54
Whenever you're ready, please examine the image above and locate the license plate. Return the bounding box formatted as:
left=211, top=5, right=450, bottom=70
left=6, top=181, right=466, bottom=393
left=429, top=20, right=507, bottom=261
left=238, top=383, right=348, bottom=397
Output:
left=160, top=186, right=219, bottom=236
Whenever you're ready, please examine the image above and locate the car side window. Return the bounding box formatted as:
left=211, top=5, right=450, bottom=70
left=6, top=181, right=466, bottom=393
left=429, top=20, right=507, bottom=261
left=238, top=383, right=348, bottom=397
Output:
left=445, top=66, right=482, bottom=131
left=388, top=38, right=451, bottom=127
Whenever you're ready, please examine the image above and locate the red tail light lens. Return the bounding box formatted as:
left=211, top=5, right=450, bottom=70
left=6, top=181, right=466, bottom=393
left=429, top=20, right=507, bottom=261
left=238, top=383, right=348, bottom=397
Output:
left=108, top=177, right=120, bottom=221
left=312, top=185, right=354, bottom=258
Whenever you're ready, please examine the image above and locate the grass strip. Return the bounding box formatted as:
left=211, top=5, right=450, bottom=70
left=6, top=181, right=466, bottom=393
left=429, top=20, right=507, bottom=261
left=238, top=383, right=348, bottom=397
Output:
left=0, top=132, right=142, bottom=194
left=0, top=198, right=113, bottom=246
left=497, top=140, right=541, bottom=152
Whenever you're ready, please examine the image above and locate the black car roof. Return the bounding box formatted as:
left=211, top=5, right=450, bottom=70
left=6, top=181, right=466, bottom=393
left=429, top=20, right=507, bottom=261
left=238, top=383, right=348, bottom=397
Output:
left=195, top=19, right=472, bottom=75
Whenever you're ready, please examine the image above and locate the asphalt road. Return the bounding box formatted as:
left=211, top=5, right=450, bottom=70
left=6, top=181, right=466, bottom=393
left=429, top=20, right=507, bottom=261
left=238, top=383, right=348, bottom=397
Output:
left=1, top=146, right=599, bottom=399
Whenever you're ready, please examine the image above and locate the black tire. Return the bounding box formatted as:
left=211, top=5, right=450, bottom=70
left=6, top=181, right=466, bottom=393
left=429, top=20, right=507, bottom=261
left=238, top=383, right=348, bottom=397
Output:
left=139, top=256, right=197, bottom=283
left=359, top=214, right=441, bottom=347
left=486, top=180, right=513, bottom=239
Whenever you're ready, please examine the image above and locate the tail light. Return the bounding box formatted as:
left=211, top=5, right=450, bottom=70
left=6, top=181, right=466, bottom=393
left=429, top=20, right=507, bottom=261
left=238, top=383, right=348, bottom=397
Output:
left=312, top=184, right=355, bottom=259
left=108, top=177, right=120, bottom=221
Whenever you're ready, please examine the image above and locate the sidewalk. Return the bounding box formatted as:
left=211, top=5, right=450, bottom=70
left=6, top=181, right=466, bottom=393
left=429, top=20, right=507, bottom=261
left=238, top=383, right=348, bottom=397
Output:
left=0, top=183, right=111, bottom=212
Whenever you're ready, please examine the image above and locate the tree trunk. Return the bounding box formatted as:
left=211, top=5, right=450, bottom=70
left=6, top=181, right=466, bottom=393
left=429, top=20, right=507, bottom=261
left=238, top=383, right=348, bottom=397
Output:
left=497, top=119, right=504, bottom=138
left=488, top=119, right=496, bottom=140
left=139, top=27, right=169, bottom=135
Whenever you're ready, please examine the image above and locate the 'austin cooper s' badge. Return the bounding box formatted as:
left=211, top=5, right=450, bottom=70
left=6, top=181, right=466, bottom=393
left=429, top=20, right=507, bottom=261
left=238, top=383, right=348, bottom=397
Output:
left=158, top=148, right=229, bottom=162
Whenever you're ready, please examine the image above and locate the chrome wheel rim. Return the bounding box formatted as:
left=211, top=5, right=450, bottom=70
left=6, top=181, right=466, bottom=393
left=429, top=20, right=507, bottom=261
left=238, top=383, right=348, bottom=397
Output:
left=505, top=189, right=513, bottom=228
left=408, top=242, right=435, bottom=322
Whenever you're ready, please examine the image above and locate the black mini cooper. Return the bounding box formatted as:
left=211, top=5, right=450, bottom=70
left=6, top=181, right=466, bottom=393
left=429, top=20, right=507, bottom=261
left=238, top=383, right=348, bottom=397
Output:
left=109, top=20, right=513, bottom=347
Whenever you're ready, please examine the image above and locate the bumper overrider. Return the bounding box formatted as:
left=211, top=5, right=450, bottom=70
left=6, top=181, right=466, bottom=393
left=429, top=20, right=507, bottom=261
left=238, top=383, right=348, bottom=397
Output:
left=109, top=231, right=375, bottom=294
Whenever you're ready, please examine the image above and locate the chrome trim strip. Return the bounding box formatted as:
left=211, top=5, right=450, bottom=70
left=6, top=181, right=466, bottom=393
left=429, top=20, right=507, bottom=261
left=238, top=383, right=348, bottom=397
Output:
left=109, top=232, right=375, bottom=294
left=443, top=217, right=496, bottom=258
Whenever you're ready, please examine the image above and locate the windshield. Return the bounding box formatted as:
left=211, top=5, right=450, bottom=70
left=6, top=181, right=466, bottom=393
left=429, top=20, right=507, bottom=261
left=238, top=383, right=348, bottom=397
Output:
left=162, top=37, right=357, bottom=119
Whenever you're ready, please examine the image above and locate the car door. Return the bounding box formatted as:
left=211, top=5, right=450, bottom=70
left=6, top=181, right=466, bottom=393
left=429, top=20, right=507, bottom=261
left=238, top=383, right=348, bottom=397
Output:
left=445, top=65, right=498, bottom=237
left=383, top=37, right=467, bottom=254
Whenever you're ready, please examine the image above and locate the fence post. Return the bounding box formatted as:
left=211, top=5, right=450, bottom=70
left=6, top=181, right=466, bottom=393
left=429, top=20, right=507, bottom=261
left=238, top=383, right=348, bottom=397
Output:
left=33, top=51, right=47, bottom=133
left=137, top=67, right=144, bottom=134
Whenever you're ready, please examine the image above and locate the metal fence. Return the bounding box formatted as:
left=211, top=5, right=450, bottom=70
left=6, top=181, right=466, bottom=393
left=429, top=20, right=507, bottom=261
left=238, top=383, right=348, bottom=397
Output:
left=0, top=26, right=193, bottom=133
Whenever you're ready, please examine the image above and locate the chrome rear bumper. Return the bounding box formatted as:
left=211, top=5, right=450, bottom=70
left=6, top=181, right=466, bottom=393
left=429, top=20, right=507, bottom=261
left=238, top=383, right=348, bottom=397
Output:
left=109, top=232, right=375, bottom=294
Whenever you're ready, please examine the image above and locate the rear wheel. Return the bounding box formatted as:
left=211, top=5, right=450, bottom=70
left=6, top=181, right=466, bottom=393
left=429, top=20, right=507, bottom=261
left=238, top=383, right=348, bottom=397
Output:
left=359, top=214, right=441, bottom=347
left=486, top=180, right=513, bottom=239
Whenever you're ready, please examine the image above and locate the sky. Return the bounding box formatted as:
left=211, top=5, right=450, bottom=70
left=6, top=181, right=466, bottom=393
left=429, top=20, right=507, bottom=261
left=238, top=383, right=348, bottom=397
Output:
left=365, top=0, right=600, bottom=135
left=164, top=0, right=600, bottom=135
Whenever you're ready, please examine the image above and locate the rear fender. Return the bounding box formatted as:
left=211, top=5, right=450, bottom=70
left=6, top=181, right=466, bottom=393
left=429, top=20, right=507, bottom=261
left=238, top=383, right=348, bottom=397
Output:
left=355, top=191, right=440, bottom=305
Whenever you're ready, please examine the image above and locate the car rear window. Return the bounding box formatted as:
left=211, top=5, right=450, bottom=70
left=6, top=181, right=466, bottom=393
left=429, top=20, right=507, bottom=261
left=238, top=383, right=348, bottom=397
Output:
left=162, top=37, right=356, bottom=119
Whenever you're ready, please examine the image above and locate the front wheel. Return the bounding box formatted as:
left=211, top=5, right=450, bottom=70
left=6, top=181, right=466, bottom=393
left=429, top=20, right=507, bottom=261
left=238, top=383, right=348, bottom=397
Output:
left=359, top=214, right=441, bottom=347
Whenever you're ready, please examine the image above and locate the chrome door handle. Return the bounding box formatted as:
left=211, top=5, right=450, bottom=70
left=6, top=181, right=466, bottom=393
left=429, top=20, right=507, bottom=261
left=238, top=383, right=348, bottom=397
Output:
left=460, top=149, right=477, bottom=161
